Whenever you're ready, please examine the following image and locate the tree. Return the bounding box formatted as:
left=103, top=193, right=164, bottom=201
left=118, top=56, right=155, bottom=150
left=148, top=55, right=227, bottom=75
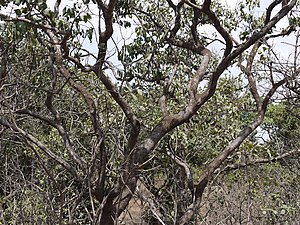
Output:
left=0, top=0, right=299, bottom=224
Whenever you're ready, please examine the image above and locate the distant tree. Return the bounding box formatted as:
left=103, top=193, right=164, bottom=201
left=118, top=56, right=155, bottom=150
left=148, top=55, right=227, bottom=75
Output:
left=0, top=0, right=299, bottom=224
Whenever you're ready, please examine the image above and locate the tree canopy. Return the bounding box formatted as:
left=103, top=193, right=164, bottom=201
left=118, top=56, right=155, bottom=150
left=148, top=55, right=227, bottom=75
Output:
left=0, top=0, right=300, bottom=224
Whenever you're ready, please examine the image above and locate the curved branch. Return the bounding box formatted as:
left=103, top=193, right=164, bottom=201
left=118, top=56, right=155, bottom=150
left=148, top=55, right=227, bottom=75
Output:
left=265, top=0, right=282, bottom=25
left=96, top=0, right=117, bottom=66
left=202, top=3, right=233, bottom=57
left=167, top=151, right=194, bottom=193
left=97, top=0, right=117, bottom=42
left=239, top=42, right=262, bottom=110
left=189, top=48, right=212, bottom=103
left=190, top=0, right=202, bottom=45
left=185, top=0, right=233, bottom=57
left=169, top=0, right=185, bottom=38
left=230, top=0, right=296, bottom=60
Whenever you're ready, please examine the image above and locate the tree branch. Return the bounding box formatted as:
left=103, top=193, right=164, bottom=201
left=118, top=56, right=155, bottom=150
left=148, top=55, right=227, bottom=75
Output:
left=177, top=77, right=287, bottom=224
left=92, top=68, right=140, bottom=154
left=159, top=64, right=178, bottom=116
left=189, top=48, right=212, bottom=103
left=239, top=42, right=262, bottom=110
left=166, top=151, right=194, bottom=194
left=185, top=0, right=233, bottom=57
left=97, top=0, right=117, bottom=42
left=95, top=0, right=117, bottom=67
left=0, top=14, right=62, bottom=34
left=0, top=118, right=79, bottom=180
left=54, top=0, right=61, bottom=17
left=15, top=109, right=56, bottom=127
left=169, top=0, right=185, bottom=38
left=223, top=148, right=300, bottom=171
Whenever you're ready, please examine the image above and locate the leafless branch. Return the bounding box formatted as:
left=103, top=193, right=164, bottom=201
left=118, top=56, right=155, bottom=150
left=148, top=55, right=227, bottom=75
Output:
left=0, top=118, right=79, bottom=180
left=166, top=151, right=194, bottom=194
left=223, top=148, right=300, bottom=171
left=159, top=64, right=178, bottom=116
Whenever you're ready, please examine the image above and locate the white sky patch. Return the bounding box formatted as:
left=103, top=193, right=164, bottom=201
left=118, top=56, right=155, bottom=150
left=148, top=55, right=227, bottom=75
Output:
left=221, top=0, right=239, bottom=9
